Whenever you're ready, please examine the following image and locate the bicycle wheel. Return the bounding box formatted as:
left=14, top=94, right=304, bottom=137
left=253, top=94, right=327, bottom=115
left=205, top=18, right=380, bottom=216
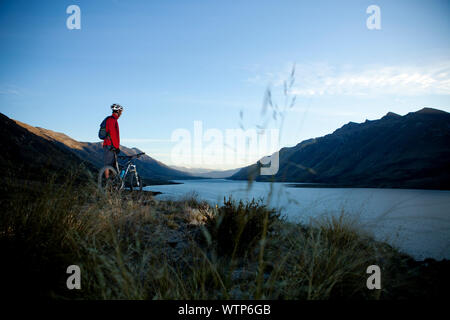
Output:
left=98, top=166, right=120, bottom=192
left=129, top=173, right=143, bottom=192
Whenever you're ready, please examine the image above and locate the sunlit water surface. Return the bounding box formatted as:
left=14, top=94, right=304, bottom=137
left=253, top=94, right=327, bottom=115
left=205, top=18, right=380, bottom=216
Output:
left=145, top=179, right=450, bottom=260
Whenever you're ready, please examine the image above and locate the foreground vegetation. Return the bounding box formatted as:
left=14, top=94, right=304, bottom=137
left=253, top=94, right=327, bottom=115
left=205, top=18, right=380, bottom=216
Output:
left=0, top=170, right=448, bottom=299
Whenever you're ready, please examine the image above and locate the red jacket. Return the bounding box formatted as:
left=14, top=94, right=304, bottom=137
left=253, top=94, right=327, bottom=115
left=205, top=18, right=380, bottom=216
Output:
left=103, top=113, right=120, bottom=149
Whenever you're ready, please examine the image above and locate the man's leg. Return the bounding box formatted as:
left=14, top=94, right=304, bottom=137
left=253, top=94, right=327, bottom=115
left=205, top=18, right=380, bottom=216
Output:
left=103, top=146, right=114, bottom=179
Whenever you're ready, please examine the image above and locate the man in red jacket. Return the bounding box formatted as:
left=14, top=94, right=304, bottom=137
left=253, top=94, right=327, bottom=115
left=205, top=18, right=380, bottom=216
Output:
left=104, top=103, right=123, bottom=178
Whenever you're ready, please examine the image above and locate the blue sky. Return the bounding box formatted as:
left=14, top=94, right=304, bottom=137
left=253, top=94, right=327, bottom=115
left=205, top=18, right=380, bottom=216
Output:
left=1, top=0, right=449, bottom=169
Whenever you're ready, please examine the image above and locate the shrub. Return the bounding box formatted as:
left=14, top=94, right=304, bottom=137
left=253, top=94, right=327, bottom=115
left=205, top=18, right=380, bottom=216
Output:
left=204, top=197, right=281, bottom=259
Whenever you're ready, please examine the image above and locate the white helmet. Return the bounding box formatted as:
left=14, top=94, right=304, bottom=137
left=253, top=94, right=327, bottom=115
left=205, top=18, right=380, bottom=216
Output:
left=111, top=103, right=124, bottom=112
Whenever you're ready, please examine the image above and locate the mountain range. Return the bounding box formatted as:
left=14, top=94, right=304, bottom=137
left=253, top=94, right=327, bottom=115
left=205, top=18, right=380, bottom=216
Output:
left=2, top=107, right=449, bottom=190
left=230, top=107, right=450, bottom=190
left=1, top=113, right=195, bottom=185
left=169, top=165, right=240, bottom=178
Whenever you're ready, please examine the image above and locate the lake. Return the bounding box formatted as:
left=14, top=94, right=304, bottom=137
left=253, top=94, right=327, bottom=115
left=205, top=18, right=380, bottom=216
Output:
left=144, top=179, right=450, bottom=260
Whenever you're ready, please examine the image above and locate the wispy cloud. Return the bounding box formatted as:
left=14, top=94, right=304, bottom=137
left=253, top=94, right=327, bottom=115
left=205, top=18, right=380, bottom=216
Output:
left=247, top=62, right=450, bottom=97
left=0, top=87, right=20, bottom=95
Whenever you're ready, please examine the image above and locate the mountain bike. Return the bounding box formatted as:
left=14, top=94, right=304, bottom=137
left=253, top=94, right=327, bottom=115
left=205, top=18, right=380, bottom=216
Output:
left=98, top=152, right=145, bottom=192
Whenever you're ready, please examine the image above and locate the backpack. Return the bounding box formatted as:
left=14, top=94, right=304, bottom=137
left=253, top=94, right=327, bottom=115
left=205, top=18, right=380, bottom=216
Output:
left=98, top=116, right=113, bottom=140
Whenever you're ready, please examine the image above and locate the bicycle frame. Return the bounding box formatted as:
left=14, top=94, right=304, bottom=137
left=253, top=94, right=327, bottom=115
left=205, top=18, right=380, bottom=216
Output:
left=113, top=152, right=144, bottom=190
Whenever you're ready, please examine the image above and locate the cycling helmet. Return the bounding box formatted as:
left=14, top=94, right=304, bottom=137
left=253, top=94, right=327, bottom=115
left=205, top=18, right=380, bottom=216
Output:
left=111, top=103, right=124, bottom=112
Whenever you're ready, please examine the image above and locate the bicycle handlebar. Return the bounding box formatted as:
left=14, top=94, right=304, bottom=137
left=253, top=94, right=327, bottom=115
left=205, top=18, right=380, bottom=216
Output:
left=118, top=152, right=145, bottom=160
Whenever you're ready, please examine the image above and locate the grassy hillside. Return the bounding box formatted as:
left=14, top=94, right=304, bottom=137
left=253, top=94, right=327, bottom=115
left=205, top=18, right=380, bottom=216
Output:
left=2, top=112, right=449, bottom=300
left=0, top=113, right=96, bottom=185
left=1, top=172, right=448, bottom=300
left=9, top=113, right=196, bottom=182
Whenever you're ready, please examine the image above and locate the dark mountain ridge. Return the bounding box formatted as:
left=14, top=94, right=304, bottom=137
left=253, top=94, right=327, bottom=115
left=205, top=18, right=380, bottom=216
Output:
left=1, top=113, right=96, bottom=185
left=230, top=107, right=450, bottom=190
left=1, top=113, right=196, bottom=184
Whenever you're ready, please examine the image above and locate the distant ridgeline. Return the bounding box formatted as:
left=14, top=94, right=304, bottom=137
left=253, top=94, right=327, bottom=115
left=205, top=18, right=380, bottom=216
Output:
left=230, top=108, right=450, bottom=190
left=0, top=112, right=196, bottom=184
left=2, top=107, right=449, bottom=189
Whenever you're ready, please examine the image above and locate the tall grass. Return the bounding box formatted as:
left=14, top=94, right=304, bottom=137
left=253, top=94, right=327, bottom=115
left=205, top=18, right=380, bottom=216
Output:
left=0, top=168, right=422, bottom=300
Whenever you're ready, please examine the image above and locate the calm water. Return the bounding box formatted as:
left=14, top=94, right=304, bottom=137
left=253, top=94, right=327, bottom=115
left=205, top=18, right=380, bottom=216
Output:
left=144, top=179, right=450, bottom=260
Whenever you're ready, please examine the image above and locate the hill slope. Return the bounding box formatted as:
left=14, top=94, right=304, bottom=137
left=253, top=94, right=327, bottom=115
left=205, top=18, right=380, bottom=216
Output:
left=230, top=108, right=450, bottom=189
left=1, top=113, right=95, bottom=184
left=2, top=113, right=195, bottom=184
